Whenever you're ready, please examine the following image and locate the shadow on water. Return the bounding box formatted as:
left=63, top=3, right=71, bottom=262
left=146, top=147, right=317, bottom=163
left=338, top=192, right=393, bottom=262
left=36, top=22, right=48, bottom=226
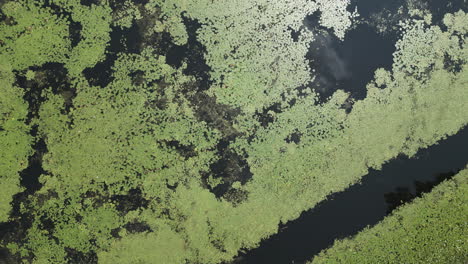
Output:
left=233, top=126, right=468, bottom=264
left=383, top=170, right=459, bottom=214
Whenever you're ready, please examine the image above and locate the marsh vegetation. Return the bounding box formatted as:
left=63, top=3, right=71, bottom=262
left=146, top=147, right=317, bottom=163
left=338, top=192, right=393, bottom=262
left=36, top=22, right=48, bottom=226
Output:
left=0, top=0, right=467, bottom=263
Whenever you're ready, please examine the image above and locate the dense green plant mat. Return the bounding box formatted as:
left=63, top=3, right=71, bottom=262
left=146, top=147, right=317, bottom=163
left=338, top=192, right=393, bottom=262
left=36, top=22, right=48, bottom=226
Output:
left=0, top=0, right=467, bottom=263
left=311, top=167, right=468, bottom=264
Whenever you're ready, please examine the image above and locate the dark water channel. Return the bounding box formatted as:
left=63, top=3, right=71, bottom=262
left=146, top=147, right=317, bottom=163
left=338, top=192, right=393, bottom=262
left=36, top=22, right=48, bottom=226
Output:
left=234, top=126, right=468, bottom=264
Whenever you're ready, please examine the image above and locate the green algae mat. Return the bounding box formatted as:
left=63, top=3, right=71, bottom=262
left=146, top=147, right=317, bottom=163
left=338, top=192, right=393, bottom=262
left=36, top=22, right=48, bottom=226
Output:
left=0, top=0, right=467, bottom=263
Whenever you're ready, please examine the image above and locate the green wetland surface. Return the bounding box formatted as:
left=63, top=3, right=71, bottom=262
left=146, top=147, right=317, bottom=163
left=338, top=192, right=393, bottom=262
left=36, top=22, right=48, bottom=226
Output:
left=0, top=0, right=467, bottom=263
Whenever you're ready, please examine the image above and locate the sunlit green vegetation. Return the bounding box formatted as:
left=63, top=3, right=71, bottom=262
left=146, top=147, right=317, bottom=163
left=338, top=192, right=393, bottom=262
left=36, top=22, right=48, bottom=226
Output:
left=311, top=167, right=468, bottom=264
left=0, top=1, right=70, bottom=70
left=0, top=64, right=32, bottom=222
left=0, top=0, right=467, bottom=263
left=0, top=0, right=111, bottom=74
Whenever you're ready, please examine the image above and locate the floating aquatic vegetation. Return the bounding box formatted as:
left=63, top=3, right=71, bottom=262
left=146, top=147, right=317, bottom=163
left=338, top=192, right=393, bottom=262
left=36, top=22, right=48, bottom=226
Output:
left=0, top=0, right=467, bottom=263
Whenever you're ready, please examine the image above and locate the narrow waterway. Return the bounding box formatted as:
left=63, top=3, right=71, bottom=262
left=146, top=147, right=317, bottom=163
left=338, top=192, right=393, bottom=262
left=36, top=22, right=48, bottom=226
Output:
left=234, top=126, right=468, bottom=264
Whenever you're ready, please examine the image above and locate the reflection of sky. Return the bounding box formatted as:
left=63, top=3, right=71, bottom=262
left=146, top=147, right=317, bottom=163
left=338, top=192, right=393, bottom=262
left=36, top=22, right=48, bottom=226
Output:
left=317, top=34, right=350, bottom=81
left=306, top=23, right=395, bottom=101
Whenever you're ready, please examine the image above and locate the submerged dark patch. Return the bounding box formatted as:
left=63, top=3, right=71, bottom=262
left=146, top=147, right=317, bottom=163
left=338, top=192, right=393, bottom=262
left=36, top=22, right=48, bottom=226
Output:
left=19, top=137, right=46, bottom=193
left=164, top=140, right=197, bottom=160
left=13, top=63, right=71, bottom=195
left=285, top=130, right=302, bottom=144
left=191, top=94, right=251, bottom=201
left=181, top=16, right=212, bottom=90
left=123, top=221, right=152, bottom=234
left=69, top=20, right=83, bottom=48
left=0, top=247, right=14, bottom=263
left=209, top=148, right=253, bottom=199
left=256, top=102, right=282, bottom=128
left=65, top=248, right=98, bottom=264
left=111, top=188, right=150, bottom=213
left=80, top=0, right=100, bottom=7
left=16, top=63, right=71, bottom=120
left=83, top=24, right=141, bottom=87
